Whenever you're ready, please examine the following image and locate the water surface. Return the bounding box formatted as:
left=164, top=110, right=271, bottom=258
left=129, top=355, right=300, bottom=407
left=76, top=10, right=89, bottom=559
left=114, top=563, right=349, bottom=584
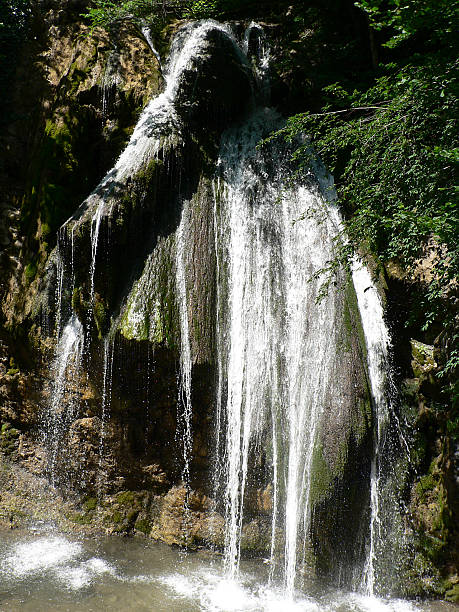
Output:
left=0, top=526, right=454, bottom=612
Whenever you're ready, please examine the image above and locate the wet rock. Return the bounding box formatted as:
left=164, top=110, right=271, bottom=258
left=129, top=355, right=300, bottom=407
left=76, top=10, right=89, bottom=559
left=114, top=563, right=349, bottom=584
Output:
left=174, top=25, right=254, bottom=129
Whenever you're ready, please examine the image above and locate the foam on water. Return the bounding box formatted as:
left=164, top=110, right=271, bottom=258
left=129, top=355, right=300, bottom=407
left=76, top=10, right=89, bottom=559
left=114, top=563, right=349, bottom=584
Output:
left=1, top=536, right=82, bottom=577
left=0, top=536, right=116, bottom=591
left=55, top=557, right=116, bottom=590
left=160, top=568, right=424, bottom=612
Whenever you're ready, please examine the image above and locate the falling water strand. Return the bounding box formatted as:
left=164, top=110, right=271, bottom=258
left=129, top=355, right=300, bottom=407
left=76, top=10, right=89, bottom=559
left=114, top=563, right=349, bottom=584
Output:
left=70, top=224, right=76, bottom=292
left=175, top=200, right=193, bottom=538
left=352, top=261, right=391, bottom=596
left=45, top=315, right=84, bottom=487
left=89, top=200, right=104, bottom=305
left=141, top=24, right=162, bottom=69
left=96, top=336, right=115, bottom=501
left=212, top=179, right=224, bottom=475
left=243, top=21, right=270, bottom=103
left=54, top=243, right=65, bottom=342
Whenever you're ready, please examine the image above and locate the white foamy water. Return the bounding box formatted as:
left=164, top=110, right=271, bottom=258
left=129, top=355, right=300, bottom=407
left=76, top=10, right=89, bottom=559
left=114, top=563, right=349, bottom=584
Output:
left=55, top=556, right=116, bottom=590
left=0, top=531, right=450, bottom=611
left=1, top=536, right=82, bottom=577
left=0, top=535, right=116, bottom=591
left=161, top=568, right=434, bottom=612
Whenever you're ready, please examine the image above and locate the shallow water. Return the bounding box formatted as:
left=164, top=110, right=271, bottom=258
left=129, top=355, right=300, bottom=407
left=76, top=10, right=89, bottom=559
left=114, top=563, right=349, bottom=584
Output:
left=0, top=526, right=454, bottom=612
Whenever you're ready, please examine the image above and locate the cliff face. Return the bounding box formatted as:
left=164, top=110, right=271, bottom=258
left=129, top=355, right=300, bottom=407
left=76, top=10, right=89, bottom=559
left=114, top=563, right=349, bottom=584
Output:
left=0, top=2, right=456, bottom=602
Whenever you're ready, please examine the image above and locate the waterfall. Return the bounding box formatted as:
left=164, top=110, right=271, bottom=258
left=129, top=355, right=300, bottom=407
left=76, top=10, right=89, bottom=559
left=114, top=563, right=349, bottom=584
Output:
left=213, top=108, right=352, bottom=594
left=175, top=199, right=194, bottom=527
left=352, top=262, right=410, bottom=597
left=96, top=335, right=115, bottom=500
left=43, top=314, right=84, bottom=487
left=70, top=19, right=239, bottom=312
left=141, top=24, right=163, bottom=70
left=352, top=263, right=390, bottom=595
left=40, top=19, right=408, bottom=602
left=44, top=17, right=244, bottom=507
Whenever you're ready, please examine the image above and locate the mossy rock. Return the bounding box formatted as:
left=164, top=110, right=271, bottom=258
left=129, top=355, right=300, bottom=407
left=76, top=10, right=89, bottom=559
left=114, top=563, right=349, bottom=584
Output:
left=134, top=517, right=152, bottom=535
left=66, top=512, right=93, bottom=526
left=116, top=490, right=141, bottom=507
left=410, top=339, right=436, bottom=378
left=93, top=294, right=109, bottom=338
left=83, top=497, right=98, bottom=512
left=0, top=423, right=20, bottom=455
left=445, top=583, right=459, bottom=603
left=240, top=519, right=271, bottom=553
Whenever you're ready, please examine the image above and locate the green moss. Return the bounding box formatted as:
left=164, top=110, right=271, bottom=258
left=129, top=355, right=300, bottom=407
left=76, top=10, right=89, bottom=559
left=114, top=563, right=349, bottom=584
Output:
left=41, top=222, right=51, bottom=240
left=1, top=423, right=19, bottom=455
left=126, top=510, right=138, bottom=524
left=134, top=518, right=151, bottom=534
left=309, top=441, right=334, bottom=504
left=445, top=583, right=459, bottom=603
left=72, top=287, right=87, bottom=323
left=66, top=512, right=93, bottom=525
left=416, top=473, right=436, bottom=502
left=24, top=262, right=37, bottom=283
left=111, top=511, right=122, bottom=524
left=402, top=550, right=443, bottom=598
left=83, top=497, right=98, bottom=512
left=116, top=490, right=138, bottom=506
left=119, top=236, right=179, bottom=349
left=93, top=294, right=109, bottom=338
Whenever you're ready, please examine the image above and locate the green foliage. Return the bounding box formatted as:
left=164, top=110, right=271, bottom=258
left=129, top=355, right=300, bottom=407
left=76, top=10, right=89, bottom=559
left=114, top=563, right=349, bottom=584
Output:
left=82, top=0, right=185, bottom=33
left=182, top=0, right=219, bottom=18
left=82, top=0, right=259, bottom=31
left=280, top=43, right=457, bottom=374
left=356, top=0, right=458, bottom=49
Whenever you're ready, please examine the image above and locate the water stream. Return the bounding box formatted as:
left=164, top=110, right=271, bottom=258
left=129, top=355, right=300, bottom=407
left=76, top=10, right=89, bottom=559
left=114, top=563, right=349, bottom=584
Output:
left=43, top=314, right=84, bottom=487
left=0, top=528, right=452, bottom=612
left=175, top=198, right=194, bottom=527
left=213, top=108, right=354, bottom=594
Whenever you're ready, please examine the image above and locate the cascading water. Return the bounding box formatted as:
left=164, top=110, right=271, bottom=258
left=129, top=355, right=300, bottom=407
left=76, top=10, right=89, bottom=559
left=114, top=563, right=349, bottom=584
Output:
left=175, top=199, right=194, bottom=526
left=352, top=262, right=391, bottom=595
left=212, top=107, right=362, bottom=595
left=43, top=314, right=84, bottom=487
left=141, top=24, right=163, bottom=70
left=71, top=19, right=240, bottom=306
left=352, top=262, right=410, bottom=597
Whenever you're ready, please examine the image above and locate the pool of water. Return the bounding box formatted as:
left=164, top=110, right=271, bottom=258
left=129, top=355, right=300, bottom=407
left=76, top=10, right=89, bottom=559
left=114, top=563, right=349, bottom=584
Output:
left=0, top=525, right=454, bottom=611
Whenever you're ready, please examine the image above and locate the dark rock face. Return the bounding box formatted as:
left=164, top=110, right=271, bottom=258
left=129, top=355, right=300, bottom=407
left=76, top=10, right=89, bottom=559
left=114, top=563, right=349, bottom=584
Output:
left=174, top=26, right=255, bottom=128
left=0, top=5, right=162, bottom=329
